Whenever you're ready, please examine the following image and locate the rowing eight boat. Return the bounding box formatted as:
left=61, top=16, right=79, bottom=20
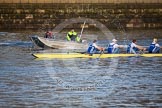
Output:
left=32, top=53, right=162, bottom=59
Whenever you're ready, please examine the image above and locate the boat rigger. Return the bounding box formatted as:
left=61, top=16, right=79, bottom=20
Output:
left=32, top=53, right=162, bottom=59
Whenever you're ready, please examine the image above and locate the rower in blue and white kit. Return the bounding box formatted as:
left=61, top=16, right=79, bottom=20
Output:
left=107, top=39, right=125, bottom=53
left=127, top=39, right=146, bottom=53
left=148, top=38, right=160, bottom=53
left=87, top=40, right=104, bottom=55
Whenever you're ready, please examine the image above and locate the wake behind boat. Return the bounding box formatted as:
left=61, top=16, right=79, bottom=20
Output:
left=30, top=35, right=88, bottom=49
left=32, top=53, right=162, bottom=59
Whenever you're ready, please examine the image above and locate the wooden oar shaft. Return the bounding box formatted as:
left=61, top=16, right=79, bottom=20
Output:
left=79, top=21, right=86, bottom=39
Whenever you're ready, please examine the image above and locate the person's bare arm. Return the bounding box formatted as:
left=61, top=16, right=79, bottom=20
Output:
left=96, top=45, right=104, bottom=51
left=93, top=44, right=104, bottom=51
left=136, top=45, right=146, bottom=50
left=118, top=45, right=126, bottom=48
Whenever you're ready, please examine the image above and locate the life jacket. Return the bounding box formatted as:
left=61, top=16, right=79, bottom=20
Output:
left=127, top=43, right=138, bottom=53
left=149, top=43, right=160, bottom=53
left=87, top=43, right=96, bottom=54
left=107, top=43, right=115, bottom=53
left=67, top=31, right=77, bottom=41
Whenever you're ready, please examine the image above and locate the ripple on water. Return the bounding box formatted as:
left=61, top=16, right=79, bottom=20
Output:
left=0, top=31, right=162, bottom=107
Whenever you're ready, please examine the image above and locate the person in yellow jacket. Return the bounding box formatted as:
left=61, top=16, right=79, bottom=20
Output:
left=66, top=29, right=81, bottom=42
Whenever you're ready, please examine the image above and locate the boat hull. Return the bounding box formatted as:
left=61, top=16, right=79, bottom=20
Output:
left=32, top=53, right=162, bottom=59
left=30, top=35, right=88, bottom=49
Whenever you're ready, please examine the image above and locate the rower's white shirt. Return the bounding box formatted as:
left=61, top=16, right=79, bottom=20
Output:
left=110, top=42, right=119, bottom=48
left=152, top=42, right=160, bottom=47
left=130, top=42, right=137, bottom=48
left=92, top=43, right=98, bottom=48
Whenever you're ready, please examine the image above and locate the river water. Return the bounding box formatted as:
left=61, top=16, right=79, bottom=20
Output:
left=0, top=29, right=162, bottom=107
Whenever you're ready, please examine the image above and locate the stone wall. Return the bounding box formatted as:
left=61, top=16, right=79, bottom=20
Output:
left=1, top=0, right=162, bottom=3
left=0, top=3, right=162, bottom=30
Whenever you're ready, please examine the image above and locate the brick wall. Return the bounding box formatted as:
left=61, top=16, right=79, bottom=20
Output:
left=0, top=3, right=162, bottom=30
left=0, top=0, right=162, bottom=3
